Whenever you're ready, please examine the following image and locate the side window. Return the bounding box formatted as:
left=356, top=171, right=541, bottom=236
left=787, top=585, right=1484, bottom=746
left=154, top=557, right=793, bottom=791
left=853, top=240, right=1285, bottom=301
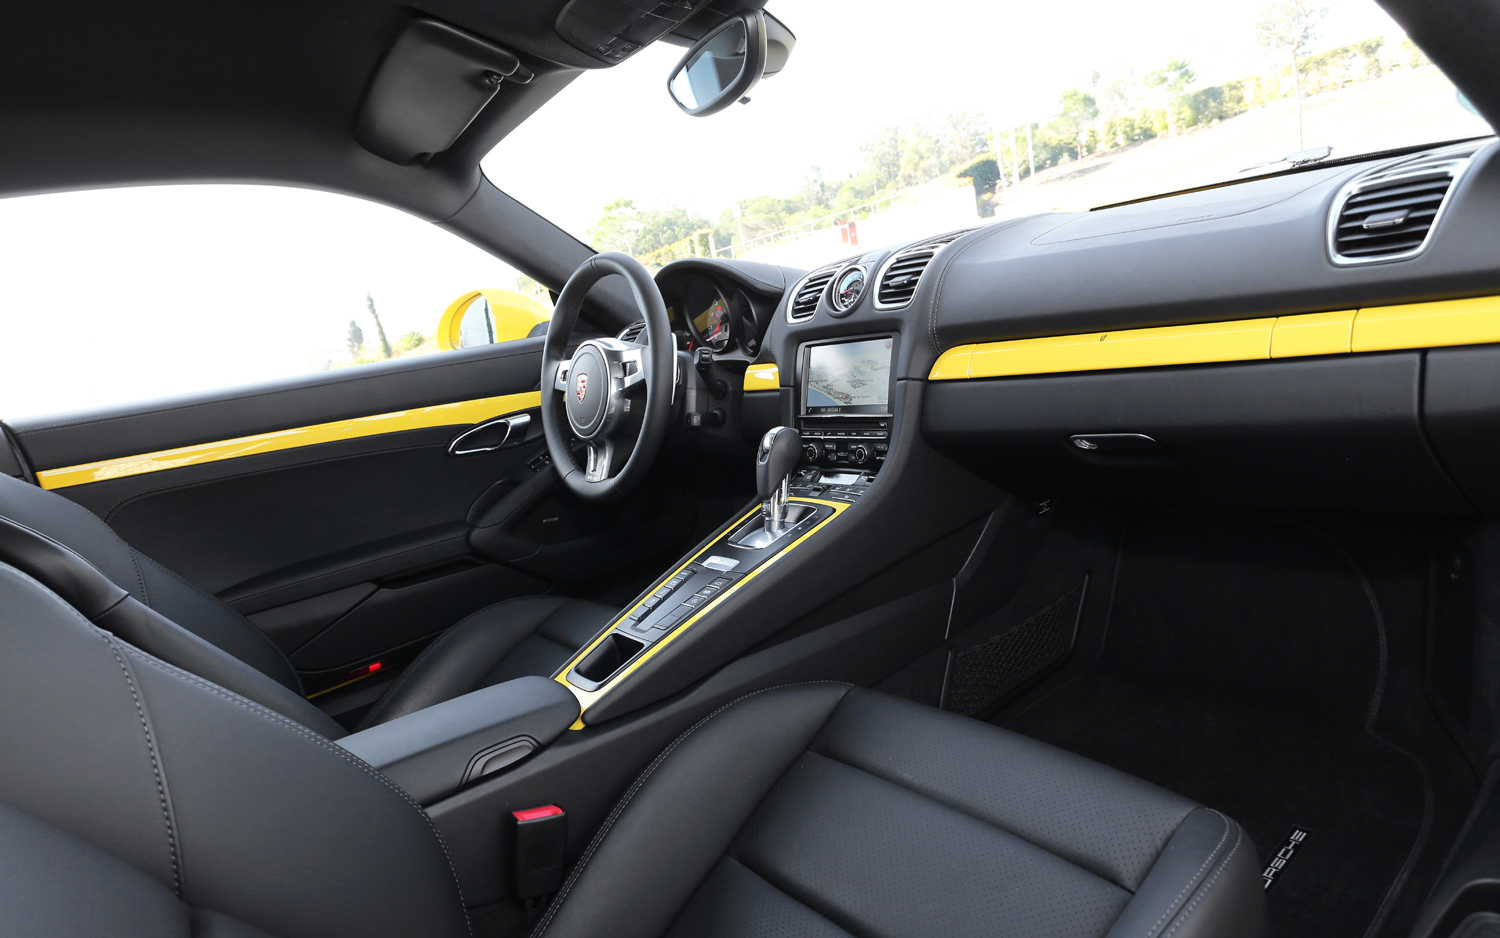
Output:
left=0, top=185, right=549, bottom=421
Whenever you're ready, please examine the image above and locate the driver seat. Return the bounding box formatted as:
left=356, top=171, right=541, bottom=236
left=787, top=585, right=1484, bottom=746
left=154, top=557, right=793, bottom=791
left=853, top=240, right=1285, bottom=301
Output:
left=0, top=472, right=613, bottom=731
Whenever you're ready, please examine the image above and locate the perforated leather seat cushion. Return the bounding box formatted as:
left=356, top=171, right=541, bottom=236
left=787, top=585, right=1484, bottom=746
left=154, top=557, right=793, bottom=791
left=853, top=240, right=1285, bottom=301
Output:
left=536, top=683, right=1268, bottom=938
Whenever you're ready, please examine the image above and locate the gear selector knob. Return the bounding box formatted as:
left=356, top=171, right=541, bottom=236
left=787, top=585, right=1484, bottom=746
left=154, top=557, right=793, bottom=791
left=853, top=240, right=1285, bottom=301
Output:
left=756, top=427, right=802, bottom=503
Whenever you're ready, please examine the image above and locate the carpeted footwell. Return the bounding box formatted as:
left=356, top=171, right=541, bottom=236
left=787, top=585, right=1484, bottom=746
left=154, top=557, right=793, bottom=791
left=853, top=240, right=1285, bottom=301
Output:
left=1000, top=513, right=1430, bottom=938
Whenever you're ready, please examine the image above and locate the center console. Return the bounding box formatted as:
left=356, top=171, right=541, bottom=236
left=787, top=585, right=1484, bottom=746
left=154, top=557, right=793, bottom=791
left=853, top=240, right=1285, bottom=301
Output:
left=554, top=333, right=897, bottom=722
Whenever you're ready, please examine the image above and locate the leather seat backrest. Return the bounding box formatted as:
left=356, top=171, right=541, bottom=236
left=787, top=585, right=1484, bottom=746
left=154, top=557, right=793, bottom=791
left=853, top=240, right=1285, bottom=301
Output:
left=0, top=473, right=301, bottom=692
left=0, top=561, right=469, bottom=938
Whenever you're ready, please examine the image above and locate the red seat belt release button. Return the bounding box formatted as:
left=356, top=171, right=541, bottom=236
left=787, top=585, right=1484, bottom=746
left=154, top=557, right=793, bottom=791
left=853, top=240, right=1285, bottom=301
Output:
left=511, top=805, right=566, bottom=898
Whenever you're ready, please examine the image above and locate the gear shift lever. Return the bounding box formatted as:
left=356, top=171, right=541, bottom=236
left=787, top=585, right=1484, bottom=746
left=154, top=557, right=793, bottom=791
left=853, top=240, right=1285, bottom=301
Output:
left=756, top=426, right=801, bottom=534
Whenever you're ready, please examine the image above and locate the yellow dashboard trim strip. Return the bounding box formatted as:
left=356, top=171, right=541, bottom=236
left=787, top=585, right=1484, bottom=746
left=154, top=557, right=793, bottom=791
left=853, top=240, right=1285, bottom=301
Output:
left=36, top=391, right=543, bottom=490
left=1352, top=295, right=1500, bottom=353
left=929, top=295, right=1500, bottom=381
left=744, top=364, right=780, bottom=391
left=556, top=496, right=850, bottom=728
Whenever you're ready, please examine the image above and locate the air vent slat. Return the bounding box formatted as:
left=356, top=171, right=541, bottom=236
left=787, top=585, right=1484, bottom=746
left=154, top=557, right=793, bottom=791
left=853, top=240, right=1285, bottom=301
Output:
left=874, top=229, right=976, bottom=308
left=1338, top=210, right=1440, bottom=232
left=1329, top=144, right=1474, bottom=264
left=788, top=265, right=840, bottom=321
left=1344, top=179, right=1452, bottom=203
left=1343, top=190, right=1450, bottom=213
left=1335, top=218, right=1437, bottom=242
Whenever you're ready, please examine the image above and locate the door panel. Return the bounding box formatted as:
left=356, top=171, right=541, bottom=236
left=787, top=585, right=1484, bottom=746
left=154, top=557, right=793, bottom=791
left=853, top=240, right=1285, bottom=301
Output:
left=3, top=335, right=700, bottom=686
left=8, top=338, right=549, bottom=472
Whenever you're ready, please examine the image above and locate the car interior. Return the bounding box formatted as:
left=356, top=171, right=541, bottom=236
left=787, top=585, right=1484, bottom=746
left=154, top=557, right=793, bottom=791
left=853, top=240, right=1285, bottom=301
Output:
left=5, top=1, right=1500, bottom=936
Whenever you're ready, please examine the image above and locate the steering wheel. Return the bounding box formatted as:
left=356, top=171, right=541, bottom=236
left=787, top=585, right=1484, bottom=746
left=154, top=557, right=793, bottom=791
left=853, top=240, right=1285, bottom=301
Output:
left=541, top=252, right=676, bottom=502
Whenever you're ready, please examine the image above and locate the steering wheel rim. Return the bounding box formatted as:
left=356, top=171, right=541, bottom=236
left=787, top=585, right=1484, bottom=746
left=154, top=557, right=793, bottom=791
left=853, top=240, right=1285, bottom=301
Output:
left=541, top=252, right=676, bottom=502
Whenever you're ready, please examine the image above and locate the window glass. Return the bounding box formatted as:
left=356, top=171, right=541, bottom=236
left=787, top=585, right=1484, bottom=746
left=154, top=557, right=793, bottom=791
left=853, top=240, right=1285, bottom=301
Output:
left=484, top=0, right=1491, bottom=271
left=0, top=185, right=549, bottom=421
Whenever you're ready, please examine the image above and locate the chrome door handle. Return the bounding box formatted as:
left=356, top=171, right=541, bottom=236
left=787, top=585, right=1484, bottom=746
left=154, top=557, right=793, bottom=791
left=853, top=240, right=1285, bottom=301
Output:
left=448, top=413, right=532, bottom=456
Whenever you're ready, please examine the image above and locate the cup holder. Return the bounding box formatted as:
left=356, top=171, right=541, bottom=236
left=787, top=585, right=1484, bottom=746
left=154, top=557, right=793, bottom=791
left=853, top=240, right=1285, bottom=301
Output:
left=569, top=633, right=646, bottom=691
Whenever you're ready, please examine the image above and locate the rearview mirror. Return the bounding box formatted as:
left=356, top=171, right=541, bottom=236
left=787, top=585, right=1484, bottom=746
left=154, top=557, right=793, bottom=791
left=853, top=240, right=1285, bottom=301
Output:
left=667, top=11, right=766, bottom=117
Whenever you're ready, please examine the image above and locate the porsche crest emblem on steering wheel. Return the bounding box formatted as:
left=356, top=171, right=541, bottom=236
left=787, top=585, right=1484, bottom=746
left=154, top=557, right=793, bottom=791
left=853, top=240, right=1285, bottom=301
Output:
left=574, top=372, right=588, bottom=402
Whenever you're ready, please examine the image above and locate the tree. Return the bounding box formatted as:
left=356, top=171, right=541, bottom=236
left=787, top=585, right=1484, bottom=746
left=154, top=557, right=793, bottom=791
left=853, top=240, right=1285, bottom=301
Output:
left=1256, top=0, right=1329, bottom=148
left=1058, top=89, right=1099, bottom=155
left=587, top=198, right=713, bottom=256
left=365, top=293, right=391, bottom=359
left=1145, top=58, right=1196, bottom=137
left=346, top=319, right=364, bottom=359
left=860, top=125, right=903, bottom=188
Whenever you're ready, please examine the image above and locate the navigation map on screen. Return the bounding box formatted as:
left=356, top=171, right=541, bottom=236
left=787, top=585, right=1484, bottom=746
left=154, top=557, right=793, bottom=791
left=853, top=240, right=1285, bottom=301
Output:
left=805, top=338, right=892, bottom=414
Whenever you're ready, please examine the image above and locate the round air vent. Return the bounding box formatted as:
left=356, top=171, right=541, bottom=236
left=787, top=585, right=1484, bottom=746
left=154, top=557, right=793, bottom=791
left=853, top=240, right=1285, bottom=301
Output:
left=828, top=264, right=868, bottom=317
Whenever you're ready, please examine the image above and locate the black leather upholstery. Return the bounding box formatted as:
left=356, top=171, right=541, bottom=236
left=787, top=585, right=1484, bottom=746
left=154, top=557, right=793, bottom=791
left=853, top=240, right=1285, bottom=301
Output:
left=0, top=473, right=301, bottom=692
left=0, top=552, right=1265, bottom=937
left=0, top=473, right=612, bottom=731
left=0, top=561, right=469, bottom=938
left=357, top=594, right=615, bottom=728
left=536, top=683, right=1268, bottom=938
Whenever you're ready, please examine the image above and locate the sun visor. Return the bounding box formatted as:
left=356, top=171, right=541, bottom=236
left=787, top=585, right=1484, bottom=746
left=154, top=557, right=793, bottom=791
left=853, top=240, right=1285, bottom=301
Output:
left=355, top=19, right=533, bottom=164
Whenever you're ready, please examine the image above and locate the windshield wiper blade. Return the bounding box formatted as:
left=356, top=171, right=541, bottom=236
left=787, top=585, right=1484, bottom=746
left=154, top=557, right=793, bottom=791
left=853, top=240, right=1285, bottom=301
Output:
left=1240, top=146, right=1333, bottom=173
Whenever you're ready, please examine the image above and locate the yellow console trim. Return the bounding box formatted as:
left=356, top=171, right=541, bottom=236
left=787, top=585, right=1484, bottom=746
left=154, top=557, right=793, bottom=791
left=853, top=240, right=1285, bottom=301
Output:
left=556, top=496, right=851, bottom=727
left=744, top=364, right=780, bottom=391
left=929, top=295, right=1500, bottom=380
left=36, top=391, right=543, bottom=490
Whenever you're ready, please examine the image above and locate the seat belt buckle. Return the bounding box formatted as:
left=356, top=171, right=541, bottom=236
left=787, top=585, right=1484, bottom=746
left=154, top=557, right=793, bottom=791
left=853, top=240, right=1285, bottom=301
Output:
left=510, top=805, right=566, bottom=899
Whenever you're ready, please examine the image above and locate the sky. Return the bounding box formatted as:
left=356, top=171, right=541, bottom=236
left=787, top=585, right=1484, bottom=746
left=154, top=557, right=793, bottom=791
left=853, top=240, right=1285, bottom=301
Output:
left=0, top=0, right=1448, bottom=421
left=484, top=0, right=1406, bottom=240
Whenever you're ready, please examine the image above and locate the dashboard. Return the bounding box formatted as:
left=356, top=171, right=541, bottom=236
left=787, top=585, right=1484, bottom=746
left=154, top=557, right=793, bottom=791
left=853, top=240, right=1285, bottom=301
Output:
left=654, top=136, right=1500, bottom=517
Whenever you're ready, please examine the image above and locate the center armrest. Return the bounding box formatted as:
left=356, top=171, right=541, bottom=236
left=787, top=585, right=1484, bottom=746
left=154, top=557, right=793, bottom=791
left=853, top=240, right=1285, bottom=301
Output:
left=338, top=675, right=580, bottom=805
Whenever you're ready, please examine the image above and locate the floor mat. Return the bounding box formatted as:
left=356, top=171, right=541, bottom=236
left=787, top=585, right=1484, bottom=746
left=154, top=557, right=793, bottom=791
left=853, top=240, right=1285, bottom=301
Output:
left=1000, top=512, right=1429, bottom=938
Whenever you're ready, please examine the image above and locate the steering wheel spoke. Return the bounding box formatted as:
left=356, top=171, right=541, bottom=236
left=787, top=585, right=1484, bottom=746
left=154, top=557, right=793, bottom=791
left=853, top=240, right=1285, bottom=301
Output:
left=553, top=358, right=572, bottom=391
left=584, top=439, right=615, bottom=482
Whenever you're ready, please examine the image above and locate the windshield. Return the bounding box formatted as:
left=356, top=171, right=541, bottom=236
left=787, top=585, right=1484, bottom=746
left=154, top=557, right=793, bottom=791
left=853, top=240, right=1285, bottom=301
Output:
left=483, top=0, right=1491, bottom=271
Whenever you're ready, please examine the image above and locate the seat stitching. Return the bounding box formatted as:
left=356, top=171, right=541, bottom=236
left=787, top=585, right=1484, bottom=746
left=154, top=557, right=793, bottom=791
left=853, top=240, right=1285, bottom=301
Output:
left=132, top=549, right=303, bottom=695
left=105, top=636, right=182, bottom=898
left=805, top=748, right=1135, bottom=892
left=120, top=645, right=473, bottom=938
left=1142, top=811, right=1229, bottom=938
left=1161, top=817, right=1243, bottom=938
left=712, top=856, right=860, bottom=938
left=528, top=680, right=852, bottom=938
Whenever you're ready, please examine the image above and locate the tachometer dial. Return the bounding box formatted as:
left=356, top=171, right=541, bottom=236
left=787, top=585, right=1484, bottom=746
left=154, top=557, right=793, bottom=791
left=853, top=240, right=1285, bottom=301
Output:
left=683, top=277, right=734, bottom=352
left=699, top=296, right=731, bottom=350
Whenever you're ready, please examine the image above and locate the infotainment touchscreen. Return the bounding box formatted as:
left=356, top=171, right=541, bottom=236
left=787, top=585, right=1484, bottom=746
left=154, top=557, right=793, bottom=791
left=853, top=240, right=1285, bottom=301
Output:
left=803, top=337, right=892, bottom=415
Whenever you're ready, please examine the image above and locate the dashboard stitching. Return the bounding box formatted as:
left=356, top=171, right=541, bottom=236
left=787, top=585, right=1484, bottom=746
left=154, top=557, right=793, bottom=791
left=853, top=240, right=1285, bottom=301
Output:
left=927, top=215, right=1046, bottom=354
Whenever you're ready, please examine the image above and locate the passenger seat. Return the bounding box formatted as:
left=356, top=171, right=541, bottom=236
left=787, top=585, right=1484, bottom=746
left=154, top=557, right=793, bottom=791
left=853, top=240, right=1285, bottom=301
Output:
left=0, top=559, right=1266, bottom=937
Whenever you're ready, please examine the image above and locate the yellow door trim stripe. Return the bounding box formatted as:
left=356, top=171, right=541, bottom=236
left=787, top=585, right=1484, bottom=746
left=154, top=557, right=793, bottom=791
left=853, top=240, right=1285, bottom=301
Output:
left=928, top=294, right=1500, bottom=380
left=555, top=496, right=850, bottom=727
left=35, top=391, right=542, bottom=490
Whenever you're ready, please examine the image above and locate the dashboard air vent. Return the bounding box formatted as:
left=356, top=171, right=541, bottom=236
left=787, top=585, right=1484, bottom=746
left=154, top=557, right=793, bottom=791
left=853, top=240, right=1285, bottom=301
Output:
left=786, top=262, right=843, bottom=322
left=618, top=321, right=646, bottom=343
left=1329, top=143, right=1483, bottom=264
left=874, top=228, right=976, bottom=308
